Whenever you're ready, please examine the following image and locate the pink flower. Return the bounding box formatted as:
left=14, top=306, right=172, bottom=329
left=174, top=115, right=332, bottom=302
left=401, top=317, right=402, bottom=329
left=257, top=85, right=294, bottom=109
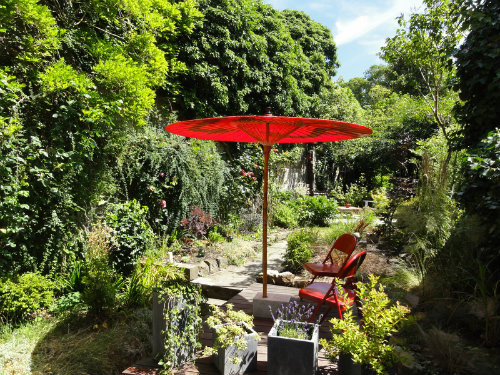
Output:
left=240, top=169, right=245, bottom=175
left=273, top=148, right=277, bottom=153
left=160, top=200, right=167, bottom=208
left=160, top=172, right=165, bottom=178
left=252, top=177, right=257, bottom=181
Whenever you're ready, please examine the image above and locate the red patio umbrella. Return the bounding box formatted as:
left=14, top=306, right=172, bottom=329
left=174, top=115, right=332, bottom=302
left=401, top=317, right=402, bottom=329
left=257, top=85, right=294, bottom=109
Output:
left=165, top=108, right=372, bottom=298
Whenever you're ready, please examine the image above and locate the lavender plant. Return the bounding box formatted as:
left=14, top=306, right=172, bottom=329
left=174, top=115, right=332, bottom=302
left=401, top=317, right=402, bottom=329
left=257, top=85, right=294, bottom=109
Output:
left=269, top=301, right=316, bottom=340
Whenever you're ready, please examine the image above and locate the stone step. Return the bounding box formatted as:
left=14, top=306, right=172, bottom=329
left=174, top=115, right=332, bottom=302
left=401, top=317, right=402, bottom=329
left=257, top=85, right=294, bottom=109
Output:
left=193, top=281, right=242, bottom=300
left=206, top=298, right=227, bottom=306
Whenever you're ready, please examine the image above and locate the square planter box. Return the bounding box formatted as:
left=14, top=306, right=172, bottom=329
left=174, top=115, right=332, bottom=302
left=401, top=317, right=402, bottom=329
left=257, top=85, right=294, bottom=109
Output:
left=267, top=320, right=319, bottom=375
left=152, top=291, right=199, bottom=367
left=212, top=322, right=259, bottom=375
left=338, top=353, right=362, bottom=375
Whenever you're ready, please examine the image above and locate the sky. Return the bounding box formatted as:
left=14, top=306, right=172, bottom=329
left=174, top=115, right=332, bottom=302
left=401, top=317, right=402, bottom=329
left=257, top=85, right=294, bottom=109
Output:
left=266, top=0, right=423, bottom=81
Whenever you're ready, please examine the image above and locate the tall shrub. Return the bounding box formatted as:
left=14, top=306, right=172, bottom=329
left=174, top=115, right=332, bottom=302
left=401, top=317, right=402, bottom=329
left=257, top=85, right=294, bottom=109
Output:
left=394, top=135, right=461, bottom=282
left=115, top=126, right=229, bottom=233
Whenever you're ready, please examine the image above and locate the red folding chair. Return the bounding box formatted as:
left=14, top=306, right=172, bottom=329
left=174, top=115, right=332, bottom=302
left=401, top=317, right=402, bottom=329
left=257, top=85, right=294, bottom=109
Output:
left=299, top=251, right=367, bottom=323
left=303, top=233, right=357, bottom=283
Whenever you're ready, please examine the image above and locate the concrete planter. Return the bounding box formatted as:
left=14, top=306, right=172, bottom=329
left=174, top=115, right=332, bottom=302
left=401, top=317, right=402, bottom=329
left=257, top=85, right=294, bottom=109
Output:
left=152, top=291, right=198, bottom=366
left=267, top=320, right=319, bottom=375
left=212, top=322, right=258, bottom=375
left=338, top=353, right=361, bottom=375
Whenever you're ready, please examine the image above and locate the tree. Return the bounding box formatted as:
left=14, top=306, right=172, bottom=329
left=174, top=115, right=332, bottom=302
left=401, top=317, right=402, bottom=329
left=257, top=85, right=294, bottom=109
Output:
left=0, top=0, right=202, bottom=274
left=455, top=0, right=500, bottom=147
left=173, top=0, right=338, bottom=119
left=380, top=0, right=463, bottom=144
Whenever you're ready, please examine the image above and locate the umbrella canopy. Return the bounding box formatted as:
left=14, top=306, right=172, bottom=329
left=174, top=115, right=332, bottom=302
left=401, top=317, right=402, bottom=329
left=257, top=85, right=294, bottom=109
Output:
left=165, top=109, right=372, bottom=298
left=165, top=113, right=371, bottom=145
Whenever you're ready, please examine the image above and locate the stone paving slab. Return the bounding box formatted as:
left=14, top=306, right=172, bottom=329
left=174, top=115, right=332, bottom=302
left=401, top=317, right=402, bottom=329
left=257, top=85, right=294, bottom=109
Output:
left=192, top=240, right=288, bottom=293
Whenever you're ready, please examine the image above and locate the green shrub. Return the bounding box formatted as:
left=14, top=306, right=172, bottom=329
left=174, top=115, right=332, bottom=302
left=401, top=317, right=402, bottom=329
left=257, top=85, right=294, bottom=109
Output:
left=329, top=177, right=369, bottom=206
left=283, top=229, right=318, bottom=274
left=121, top=258, right=183, bottom=308
left=208, top=227, right=224, bottom=243
left=272, top=203, right=299, bottom=228
left=81, top=224, right=122, bottom=315
left=105, top=200, right=154, bottom=275
left=0, top=273, right=54, bottom=323
left=296, top=195, right=338, bottom=226
left=321, top=276, right=411, bottom=375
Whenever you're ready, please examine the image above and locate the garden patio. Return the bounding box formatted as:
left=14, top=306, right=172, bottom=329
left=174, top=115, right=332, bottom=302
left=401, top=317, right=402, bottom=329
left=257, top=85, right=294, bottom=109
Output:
left=122, top=283, right=337, bottom=375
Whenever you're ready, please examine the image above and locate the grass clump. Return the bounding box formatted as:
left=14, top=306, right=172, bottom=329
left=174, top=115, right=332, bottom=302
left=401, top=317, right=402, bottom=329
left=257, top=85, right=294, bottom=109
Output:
left=283, top=228, right=318, bottom=274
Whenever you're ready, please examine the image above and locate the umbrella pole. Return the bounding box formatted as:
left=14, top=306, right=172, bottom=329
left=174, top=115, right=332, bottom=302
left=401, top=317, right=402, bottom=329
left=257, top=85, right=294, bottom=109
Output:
left=262, top=145, right=271, bottom=298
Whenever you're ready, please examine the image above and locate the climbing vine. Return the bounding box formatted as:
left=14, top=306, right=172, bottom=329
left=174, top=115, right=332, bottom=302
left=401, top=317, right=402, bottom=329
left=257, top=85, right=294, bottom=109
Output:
left=157, top=280, right=204, bottom=373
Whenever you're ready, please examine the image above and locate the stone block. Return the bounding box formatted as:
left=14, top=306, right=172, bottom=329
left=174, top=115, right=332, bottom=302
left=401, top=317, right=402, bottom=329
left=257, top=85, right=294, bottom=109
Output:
left=216, top=257, right=228, bottom=269
left=196, top=261, right=210, bottom=276
left=253, top=292, right=291, bottom=319
left=276, top=271, right=294, bottom=285
left=174, top=263, right=198, bottom=281
left=204, top=258, right=218, bottom=273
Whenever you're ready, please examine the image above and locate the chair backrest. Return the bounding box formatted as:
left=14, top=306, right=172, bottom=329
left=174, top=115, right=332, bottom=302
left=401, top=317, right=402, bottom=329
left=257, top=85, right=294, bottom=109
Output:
left=324, top=233, right=357, bottom=264
left=338, top=251, right=366, bottom=280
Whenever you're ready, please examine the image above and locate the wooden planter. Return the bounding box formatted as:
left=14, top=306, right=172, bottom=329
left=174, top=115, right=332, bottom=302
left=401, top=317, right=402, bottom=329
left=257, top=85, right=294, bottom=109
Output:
left=267, top=320, right=319, bottom=375
left=212, top=322, right=259, bottom=375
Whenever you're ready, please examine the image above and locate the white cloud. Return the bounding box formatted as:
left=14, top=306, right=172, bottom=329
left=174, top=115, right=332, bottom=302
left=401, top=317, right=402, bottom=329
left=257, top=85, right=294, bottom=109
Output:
left=334, top=0, right=421, bottom=46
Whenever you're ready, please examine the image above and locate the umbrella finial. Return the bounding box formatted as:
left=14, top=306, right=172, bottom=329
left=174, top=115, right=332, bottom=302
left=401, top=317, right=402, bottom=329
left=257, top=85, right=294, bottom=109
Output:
left=264, top=107, right=272, bottom=116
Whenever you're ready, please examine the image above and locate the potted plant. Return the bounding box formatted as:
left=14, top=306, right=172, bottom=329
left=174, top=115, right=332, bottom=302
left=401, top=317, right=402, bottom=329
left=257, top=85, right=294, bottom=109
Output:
left=204, top=304, right=260, bottom=375
left=152, top=280, right=204, bottom=372
left=267, top=301, right=319, bottom=375
left=320, top=275, right=411, bottom=375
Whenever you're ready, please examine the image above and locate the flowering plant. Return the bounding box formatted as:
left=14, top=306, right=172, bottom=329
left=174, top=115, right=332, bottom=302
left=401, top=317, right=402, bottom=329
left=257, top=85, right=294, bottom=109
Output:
left=269, top=301, right=316, bottom=340
left=204, top=304, right=260, bottom=364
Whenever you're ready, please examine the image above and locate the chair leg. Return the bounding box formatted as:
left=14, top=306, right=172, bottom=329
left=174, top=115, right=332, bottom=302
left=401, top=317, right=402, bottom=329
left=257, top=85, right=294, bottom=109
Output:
left=307, top=275, right=317, bottom=286
left=308, top=301, right=324, bottom=323
left=319, top=306, right=332, bottom=324
left=333, top=290, right=344, bottom=320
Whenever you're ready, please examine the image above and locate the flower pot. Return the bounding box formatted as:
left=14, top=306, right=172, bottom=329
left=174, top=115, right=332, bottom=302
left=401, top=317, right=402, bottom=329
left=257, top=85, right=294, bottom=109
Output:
left=338, top=353, right=361, bottom=375
left=338, top=354, right=382, bottom=375
left=212, top=323, right=258, bottom=375
left=267, top=320, right=319, bottom=375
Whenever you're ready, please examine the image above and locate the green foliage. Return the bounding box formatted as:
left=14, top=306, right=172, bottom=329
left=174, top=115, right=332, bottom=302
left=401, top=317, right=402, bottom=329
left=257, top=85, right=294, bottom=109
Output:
left=329, top=176, right=369, bottom=206
left=105, top=200, right=154, bottom=275
left=272, top=203, right=299, bottom=229
left=174, top=0, right=338, bottom=118
left=204, top=304, right=259, bottom=364
left=121, top=258, right=183, bottom=308
left=321, top=276, right=410, bottom=375
left=394, top=135, right=461, bottom=281
left=295, top=195, right=338, bottom=226
left=208, top=227, right=224, bottom=243
left=80, top=223, right=123, bottom=315
left=0, top=272, right=54, bottom=323
left=318, top=82, right=364, bottom=122
left=158, top=280, right=204, bottom=371
left=455, top=0, right=500, bottom=147
left=116, top=126, right=230, bottom=233
left=283, top=228, right=318, bottom=274
left=380, top=0, right=463, bottom=141
left=0, top=0, right=202, bottom=276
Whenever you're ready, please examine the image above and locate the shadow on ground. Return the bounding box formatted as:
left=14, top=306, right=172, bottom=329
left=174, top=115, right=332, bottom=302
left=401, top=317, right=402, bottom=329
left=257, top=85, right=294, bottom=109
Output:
left=30, top=308, right=152, bottom=375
